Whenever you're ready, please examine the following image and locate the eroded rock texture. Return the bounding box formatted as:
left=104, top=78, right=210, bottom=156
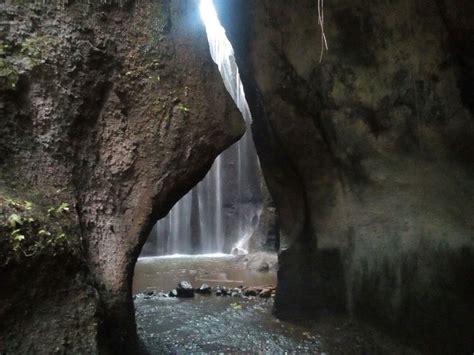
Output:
left=215, top=0, right=474, bottom=352
left=0, top=0, right=243, bottom=352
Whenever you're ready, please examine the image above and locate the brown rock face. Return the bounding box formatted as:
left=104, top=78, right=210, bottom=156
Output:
left=0, top=0, right=244, bottom=352
left=215, top=0, right=474, bottom=352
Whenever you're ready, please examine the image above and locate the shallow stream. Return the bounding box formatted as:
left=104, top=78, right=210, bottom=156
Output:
left=134, top=255, right=417, bottom=354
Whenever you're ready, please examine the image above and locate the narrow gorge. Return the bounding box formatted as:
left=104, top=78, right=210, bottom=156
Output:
left=141, top=0, right=266, bottom=257
left=0, top=0, right=473, bottom=354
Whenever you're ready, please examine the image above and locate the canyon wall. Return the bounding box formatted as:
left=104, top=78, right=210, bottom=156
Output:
left=0, top=0, right=244, bottom=352
left=141, top=127, right=266, bottom=257
left=215, top=0, right=474, bottom=352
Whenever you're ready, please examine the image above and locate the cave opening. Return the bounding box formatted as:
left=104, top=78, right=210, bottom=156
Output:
left=2, top=0, right=472, bottom=352
left=132, top=0, right=280, bottom=351
left=140, top=0, right=270, bottom=259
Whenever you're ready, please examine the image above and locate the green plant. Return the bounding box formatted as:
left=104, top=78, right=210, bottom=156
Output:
left=0, top=59, right=20, bottom=90
left=11, top=229, right=25, bottom=252
left=20, top=35, right=54, bottom=60
left=8, top=213, right=23, bottom=228
left=176, top=103, right=190, bottom=113
left=0, top=190, right=79, bottom=266
left=48, top=202, right=70, bottom=216
left=5, top=198, right=33, bottom=210
left=38, top=229, right=51, bottom=237
left=0, top=40, right=11, bottom=57
left=56, top=202, right=70, bottom=213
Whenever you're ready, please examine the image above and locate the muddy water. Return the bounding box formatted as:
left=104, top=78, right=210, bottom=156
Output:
left=133, top=256, right=418, bottom=354
left=133, top=254, right=277, bottom=294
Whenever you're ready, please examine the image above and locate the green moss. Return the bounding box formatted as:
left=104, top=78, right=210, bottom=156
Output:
left=20, top=35, right=55, bottom=61
left=0, top=194, right=80, bottom=266
left=149, top=72, right=161, bottom=85
left=0, top=40, right=12, bottom=57
left=176, top=102, right=190, bottom=113
left=0, top=59, right=20, bottom=90
left=0, top=35, right=57, bottom=91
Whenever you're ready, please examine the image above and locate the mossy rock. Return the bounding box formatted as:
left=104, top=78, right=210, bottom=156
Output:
left=20, top=35, right=55, bottom=60
left=0, top=189, right=81, bottom=267
left=0, top=59, right=20, bottom=90
left=0, top=35, right=57, bottom=91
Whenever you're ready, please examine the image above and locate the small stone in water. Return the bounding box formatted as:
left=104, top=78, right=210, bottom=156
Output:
left=257, top=261, right=270, bottom=272
left=195, top=284, right=212, bottom=295
left=243, top=289, right=258, bottom=297
left=259, top=288, right=273, bottom=299
left=177, top=281, right=195, bottom=297
left=216, top=286, right=229, bottom=296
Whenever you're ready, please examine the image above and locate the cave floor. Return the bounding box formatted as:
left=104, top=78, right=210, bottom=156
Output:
left=134, top=255, right=418, bottom=354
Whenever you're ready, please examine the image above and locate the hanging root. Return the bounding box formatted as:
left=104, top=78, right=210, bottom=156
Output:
left=318, top=0, right=329, bottom=63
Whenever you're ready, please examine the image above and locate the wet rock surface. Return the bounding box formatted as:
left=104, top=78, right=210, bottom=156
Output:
left=140, top=284, right=276, bottom=300
left=0, top=0, right=244, bottom=352
left=133, top=255, right=277, bottom=294
left=195, top=284, right=212, bottom=295
left=134, top=255, right=417, bottom=353
left=176, top=281, right=195, bottom=298
left=234, top=252, right=278, bottom=272
left=215, top=0, right=474, bottom=352
left=135, top=295, right=419, bottom=354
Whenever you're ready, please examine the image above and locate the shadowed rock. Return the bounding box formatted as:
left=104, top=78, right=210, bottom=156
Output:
left=176, top=281, right=195, bottom=298
left=0, top=1, right=244, bottom=352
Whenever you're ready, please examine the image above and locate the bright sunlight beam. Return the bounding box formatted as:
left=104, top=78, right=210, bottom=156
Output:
left=199, top=0, right=234, bottom=65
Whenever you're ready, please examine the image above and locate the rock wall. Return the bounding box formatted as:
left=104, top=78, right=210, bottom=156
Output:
left=0, top=0, right=244, bottom=352
left=215, top=0, right=474, bottom=352
left=140, top=127, right=266, bottom=257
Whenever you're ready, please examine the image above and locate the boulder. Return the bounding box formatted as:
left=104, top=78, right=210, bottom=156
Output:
left=231, top=288, right=242, bottom=298
left=257, top=262, right=270, bottom=273
left=195, top=284, right=212, bottom=295
left=243, top=252, right=278, bottom=272
left=214, top=0, right=474, bottom=352
left=216, top=286, right=230, bottom=296
left=231, top=246, right=248, bottom=256
left=0, top=0, right=246, bottom=352
left=259, top=288, right=274, bottom=299
left=243, top=287, right=261, bottom=297
left=176, top=281, right=195, bottom=298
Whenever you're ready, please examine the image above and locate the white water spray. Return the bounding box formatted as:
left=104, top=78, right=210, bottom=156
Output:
left=199, top=0, right=253, bottom=124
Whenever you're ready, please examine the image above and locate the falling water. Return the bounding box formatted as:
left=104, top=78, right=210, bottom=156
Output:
left=140, top=0, right=262, bottom=257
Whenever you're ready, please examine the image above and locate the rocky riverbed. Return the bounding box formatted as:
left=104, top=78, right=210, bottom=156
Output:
left=133, top=255, right=419, bottom=354
left=135, top=294, right=419, bottom=354
left=133, top=253, right=278, bottom=294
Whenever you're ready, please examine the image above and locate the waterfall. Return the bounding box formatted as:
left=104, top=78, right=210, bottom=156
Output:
left=140, top=0, right=262, bottom=257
